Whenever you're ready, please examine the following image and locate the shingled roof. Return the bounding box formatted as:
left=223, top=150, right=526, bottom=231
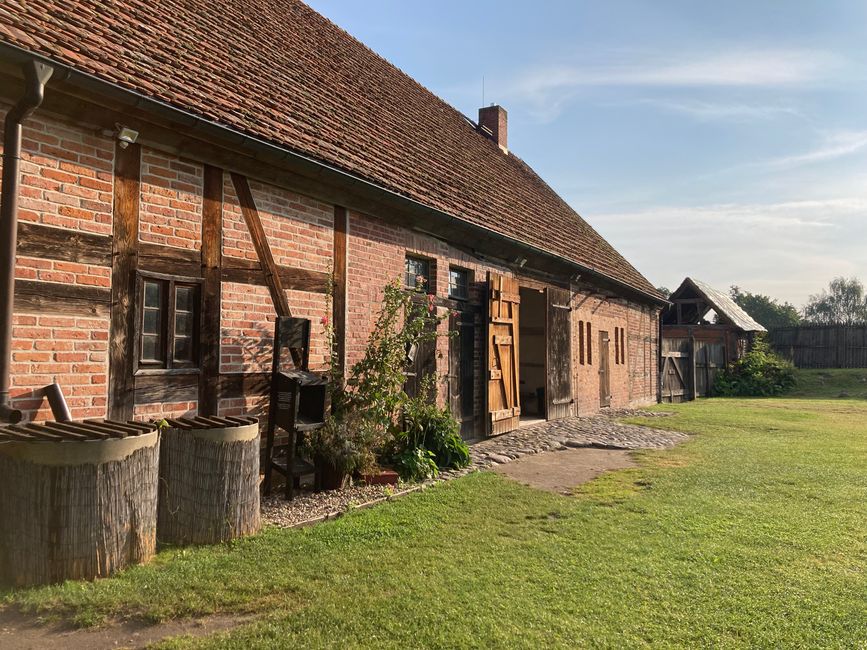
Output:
left=0, top=0, right=660, bottom=299
left=668, top=278, right=766, bottom=333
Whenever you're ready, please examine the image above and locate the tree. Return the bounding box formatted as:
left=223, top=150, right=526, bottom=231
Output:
left=729, top=286, right=800, bottom=330
left=657, top=286, right=671, bottom=298
left=803, top=277, right=867, bottom=325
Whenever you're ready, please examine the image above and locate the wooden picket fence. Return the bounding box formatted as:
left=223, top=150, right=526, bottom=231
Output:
left=768, top=325, right=867, bottom=368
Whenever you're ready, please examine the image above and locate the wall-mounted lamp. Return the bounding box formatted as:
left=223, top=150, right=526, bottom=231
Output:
left=515, top=256, right=527, bottom=269
left=114, top=123, right=139, bottom=149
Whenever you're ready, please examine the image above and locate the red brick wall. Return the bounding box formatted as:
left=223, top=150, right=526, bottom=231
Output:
left=1, top=106, right=114, bottom=421
left=571, top=292, right=659, bottom=414
left=139, top=149, right=203, bottom=249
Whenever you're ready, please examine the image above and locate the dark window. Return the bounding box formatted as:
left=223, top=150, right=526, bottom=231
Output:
left=614, top=327, right=620, bottom=365
left=578, top=319, right=585, bottom=365
left=586, top=321, right=592, bottom=365
left=138, top=275, right=201, bottom=370
left=448, top=267, right=469, bottom=300
left=405, top=255, right=431, bottom=291
left=620, top=327, right=626, bottom=364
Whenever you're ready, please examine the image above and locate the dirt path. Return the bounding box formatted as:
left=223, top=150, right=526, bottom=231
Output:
left=492, top=447, right=636, bottom=494
left=0, top=607, right=251, bottom=650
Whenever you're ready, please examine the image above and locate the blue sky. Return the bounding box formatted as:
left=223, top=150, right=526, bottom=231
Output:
left=308, top=0, right=867, bottom=307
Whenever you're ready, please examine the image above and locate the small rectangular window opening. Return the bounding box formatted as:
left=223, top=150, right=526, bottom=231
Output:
left=405, top=255, right=431, bottom=292
left=448, top=267, right=469, bottom=300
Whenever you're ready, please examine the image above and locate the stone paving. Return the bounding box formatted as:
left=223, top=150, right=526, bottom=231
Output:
left=438, top=409, right=689, bottom=479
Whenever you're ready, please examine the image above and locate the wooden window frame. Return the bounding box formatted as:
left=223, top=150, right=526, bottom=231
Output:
left=620, top=327, right=626, bottom=364
left=586, top=321, right=592, bottom=365
left=134, top=271, right=202, bottom=375
left=578, top=319, right=585, bottom=365
left=404, top=254, right=434, bottom=293
left=615, top=327, right=620, bottom=365
left=448, top=266, right=471, bottom=301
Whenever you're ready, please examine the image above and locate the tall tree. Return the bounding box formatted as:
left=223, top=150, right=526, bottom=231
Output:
left=657, top=286, right=671, bottom=299
left=729, top=286, right=800, bottom=330
left=803, top=277, right=867, bottom=325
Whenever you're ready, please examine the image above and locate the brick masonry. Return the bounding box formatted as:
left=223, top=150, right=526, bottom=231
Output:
left=2, top=104, right=659, bottom=428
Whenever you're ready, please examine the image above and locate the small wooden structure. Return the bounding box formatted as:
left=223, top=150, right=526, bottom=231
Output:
left=157, top=415, right=260, bottom=545
left=263, top=316, right=327, bottom=500
left=0, top=419, right=159, bottom=586
left=661, top=278, right=766, bottom=401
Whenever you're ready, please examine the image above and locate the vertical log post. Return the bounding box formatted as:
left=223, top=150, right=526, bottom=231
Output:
left=108, top=143, right=141, bottom=420
left=332, top=206, right=348, bottom=374
left=199, top=165, right=223, bottom=416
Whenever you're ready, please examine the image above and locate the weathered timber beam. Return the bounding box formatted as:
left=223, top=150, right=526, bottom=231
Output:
left=16, top=222, right=111, bottom=265
left=138, top=242, right=201, bottom=277
left=220, top=257, right=328, bottom=293
left=108, top=142, right=141, bottom=420
left=13, top=280, right=111, bottom=317
left=199, top=165, right=223, bottom=416
left=134, top=373, right=199, bottom=404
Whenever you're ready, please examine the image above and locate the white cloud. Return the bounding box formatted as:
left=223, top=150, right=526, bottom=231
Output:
left=635, top=98, right=806, bottom=122
left=508, top=48, right=841, bottom=121
left=760, top=130, right=867, bottom=168
left=588, top=197, right=867, bottom=306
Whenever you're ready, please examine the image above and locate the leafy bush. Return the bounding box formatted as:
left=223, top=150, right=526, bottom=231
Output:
left=302, top=410, right=377, bottom=477
left=389, top=378, right=470, bottom=481
left=713, top=337, right=796, bottom=397
left=394, top=447, right=439, bottom=482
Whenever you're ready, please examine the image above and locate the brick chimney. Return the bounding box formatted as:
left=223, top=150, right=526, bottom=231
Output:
left=478, top=104, right=508, bottom=153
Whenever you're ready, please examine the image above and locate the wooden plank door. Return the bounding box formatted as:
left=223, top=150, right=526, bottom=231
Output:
left=449, top=309, right=476, bottom=436
left=404, top=320, right=437, bottom=402
left=486, top=273, right=521, bottom=435
left=598, top=330, right=611, bottom=407
left=545, top=286, right=572, bottom=420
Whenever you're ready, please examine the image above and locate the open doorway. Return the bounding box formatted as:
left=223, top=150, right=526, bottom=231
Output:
left=518, top=287, right=546, bottom=425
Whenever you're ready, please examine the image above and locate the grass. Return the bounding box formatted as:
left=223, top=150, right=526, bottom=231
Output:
left=3, top=370, right=866, bottom=648
left=788, top=368, right=867, bottom=399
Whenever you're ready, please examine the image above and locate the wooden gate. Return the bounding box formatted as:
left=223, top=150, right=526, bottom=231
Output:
left=486, top=273, right=521, bottom=435
left=545, top=287, right=572, bottom=420
left=695, top=341, right=725, bottom=397
left=448, top=309, right=476, bottom=437
left=598, top=330, right=611, bottom=407
left=661, top=337, right=689, bottom=403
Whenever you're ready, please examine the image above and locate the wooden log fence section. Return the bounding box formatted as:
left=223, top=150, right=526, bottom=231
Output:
left=769, top=325, right=867, bottom=368
left=0, top=420, right=159, bottom=587
left=157, top=416, right=261, bottom=546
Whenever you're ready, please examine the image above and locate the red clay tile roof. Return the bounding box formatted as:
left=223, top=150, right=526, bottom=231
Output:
left=0, top=0, right=660, bottom=298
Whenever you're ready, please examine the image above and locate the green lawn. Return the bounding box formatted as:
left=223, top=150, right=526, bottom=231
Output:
left=3, top=375, right=866, bottom=648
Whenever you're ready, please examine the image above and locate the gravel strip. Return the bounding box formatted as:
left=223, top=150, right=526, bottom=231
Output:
left=261, top=409, right=687, bottom=526
left=263, top=484, right=404, bottom=527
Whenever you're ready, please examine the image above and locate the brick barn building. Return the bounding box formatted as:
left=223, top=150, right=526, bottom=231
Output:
left=0, top=0, right=665, bottom=436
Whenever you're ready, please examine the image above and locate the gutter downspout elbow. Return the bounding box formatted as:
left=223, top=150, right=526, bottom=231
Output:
left=0, top=60, right=54, bottom=424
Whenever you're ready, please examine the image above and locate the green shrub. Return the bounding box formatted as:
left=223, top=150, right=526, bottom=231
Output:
left=394, top=447, right=439, bottom=482
left=713, top=337, right=796, bottom=397
left=389, top=378, right=471, bottom=481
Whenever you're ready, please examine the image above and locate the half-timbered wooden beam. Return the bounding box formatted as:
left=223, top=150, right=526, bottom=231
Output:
left=14, top=280, right=111, bottom=317
left=108, top=142, right=141, bottom=420
left=332, top=206, right=348, bottom=373
left=229, top=173, right=291, bottom=316
left=199, top=164, right=223, bottom=416
left=16, top=222, right=112, bottom=266
left=229, top=172, right=303, bottom=367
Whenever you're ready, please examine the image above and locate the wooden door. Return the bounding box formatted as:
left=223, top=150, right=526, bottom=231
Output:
left=404, top=320, right=437, bottom=402
left=695, top=341, right=725, bottom=397
left=545, top=287, right=572, bottom=420
left=660, top=337, right=689, bottom=402
left=486, top=273, right=521, bottom=435
left=598, top=330, right=611, bottom=407
left=448, top=309, right=476, bottom=436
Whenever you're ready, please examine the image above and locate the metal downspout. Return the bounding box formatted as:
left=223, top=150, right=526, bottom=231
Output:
left=0, top=60, right=54, bottom=423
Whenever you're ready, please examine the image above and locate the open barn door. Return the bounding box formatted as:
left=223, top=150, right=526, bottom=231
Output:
left=546, top=287, right=573, bottom=420
left=486, top=273, right=521, bottom=435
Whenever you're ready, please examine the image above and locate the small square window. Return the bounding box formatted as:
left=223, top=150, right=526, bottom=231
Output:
left=405, top=255, right=431, bottom=291
left=138, top=275, right=201, bottom=370
left=448, top=267, right=469, bottom=300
